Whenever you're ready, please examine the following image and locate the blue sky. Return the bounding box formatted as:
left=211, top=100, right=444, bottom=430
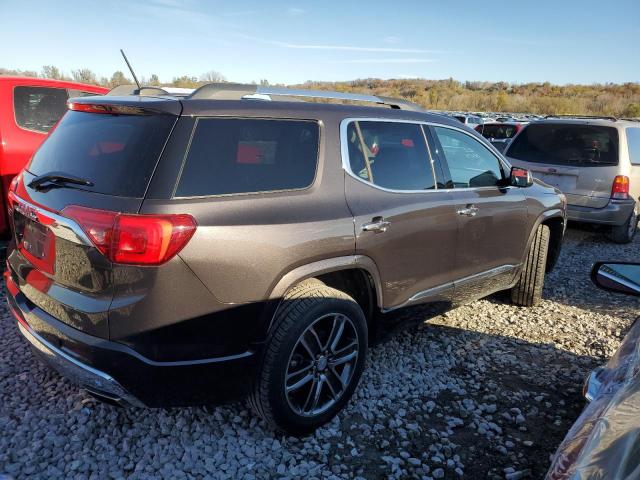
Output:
left=1, top=0, right=638, bottom=85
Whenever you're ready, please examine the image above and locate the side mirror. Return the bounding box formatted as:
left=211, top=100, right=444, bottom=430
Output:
left=591, top=262, right=640, bottom=296
left=510, top=166, right=533, bottom=187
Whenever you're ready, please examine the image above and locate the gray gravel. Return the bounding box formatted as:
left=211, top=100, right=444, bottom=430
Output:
left=1, top=226, right=638, bottom=479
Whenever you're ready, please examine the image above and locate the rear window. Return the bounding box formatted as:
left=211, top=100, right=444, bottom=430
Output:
left=28, top=110, right=176, bottom=197
left=506, top=123, right=619, bottom=167
left=175, top=118, right=319, bottom=197
left=14, top=86, right=68, bottom=133
left=481, top=124, right=518, bottom=139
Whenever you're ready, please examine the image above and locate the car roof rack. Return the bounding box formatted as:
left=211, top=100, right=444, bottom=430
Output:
left=620, top=117, right=640, bottom=123
left=544, top=114, right=618, bottom=122
left=188, top=83, right=426, bottom=112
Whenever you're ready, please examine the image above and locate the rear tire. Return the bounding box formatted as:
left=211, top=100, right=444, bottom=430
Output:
left=249, top=280, right=367, bottom=435
left=609, top=207, right=638, bottom=244
left=511, top=224, right=550, bottom=307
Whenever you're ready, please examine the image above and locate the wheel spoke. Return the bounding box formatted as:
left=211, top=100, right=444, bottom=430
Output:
left=307, top=326, right=324, bottom=352
left=329, top=349, right=357, bottom=367
left=324, top=374, right=339, bottom=399
left=299, top=337, right=316, bottom=360
left=332, top=340, right=358, bottom=357
left=302, top=377, right=318, bottom=412
left=310, top=376, right=325, bottom=412
left=286, top=364, right=313, bottom=382
left=328, top=316, right=346, bottom=353
left=329, top=366, right=347, bottom=387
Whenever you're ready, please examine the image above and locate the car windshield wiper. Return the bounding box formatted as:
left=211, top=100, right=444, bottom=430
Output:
left=28, top=172, right=94, bottom=191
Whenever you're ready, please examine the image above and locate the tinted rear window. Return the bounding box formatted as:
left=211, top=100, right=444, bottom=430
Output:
left=28, top=110, right=176, bottom=197
left=175, top=118, right=319, bottom=197
left=481, top=124, right=518, bottom=139
left=507, top=123, right=619, bottom=166
left=14, top=86, right=68, bottom=133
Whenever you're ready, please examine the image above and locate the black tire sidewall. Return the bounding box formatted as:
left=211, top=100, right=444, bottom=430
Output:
left=266, top=296, right=367, bottom=435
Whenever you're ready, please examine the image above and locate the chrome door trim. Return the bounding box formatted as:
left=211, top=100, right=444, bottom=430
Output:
left=385, top=264, right=521, bottom=312
left=454, top=264, right=520, bottom=288
left=339, top=117, right=511, bottom=195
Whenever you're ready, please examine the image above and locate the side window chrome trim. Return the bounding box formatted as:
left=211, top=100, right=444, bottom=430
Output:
left=340, top=117, right=510, bottom=195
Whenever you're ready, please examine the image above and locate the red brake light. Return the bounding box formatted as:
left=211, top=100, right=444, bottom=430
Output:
left=611, top=175, right=630, bottom=200
left=67, top=102, right=150, bottom=116
left=62, top=206, right=196, bottom=266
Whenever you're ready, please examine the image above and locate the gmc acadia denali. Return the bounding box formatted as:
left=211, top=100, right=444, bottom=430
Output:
left=5, top=84, right=566, bottom=434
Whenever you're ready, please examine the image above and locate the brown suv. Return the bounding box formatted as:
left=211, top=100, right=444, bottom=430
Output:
left=6, top=84, right=566, bottom=434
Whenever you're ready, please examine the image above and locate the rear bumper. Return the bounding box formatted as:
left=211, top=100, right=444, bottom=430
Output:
left=567, top=199, right=636, bottom=226
left=6, top=274, right=261, bottom=407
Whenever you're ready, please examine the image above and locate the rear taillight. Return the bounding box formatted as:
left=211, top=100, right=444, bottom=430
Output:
left=62, top=206, right=197, bottom=266
left=7, top=172, right=22, bottom=214
left=611, top=175, right=630, bottom=200
left=68, top=101, right=150, bottom=116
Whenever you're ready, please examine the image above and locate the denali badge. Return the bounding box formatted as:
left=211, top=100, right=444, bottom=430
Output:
left=15, top=203, right=38, bottom=221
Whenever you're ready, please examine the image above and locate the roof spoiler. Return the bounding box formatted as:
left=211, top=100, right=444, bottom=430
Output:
left=106, top=84, right=172, bottom=97
left=188, top=83, right=426, bottom=112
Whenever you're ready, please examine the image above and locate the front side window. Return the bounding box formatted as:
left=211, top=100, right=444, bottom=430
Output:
left=627, top=128, right=640, bottom=166
left=175, top=118, right=319, bottom=197
left=14, top=86, right=68, bottom=133
left=346, top=121, right=437, bottom=191
left=506, top=123, right=619, bottom=167
left=433, top=126, right=503, bottom=188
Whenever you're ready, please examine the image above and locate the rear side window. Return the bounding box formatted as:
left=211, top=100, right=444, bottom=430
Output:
left=14, top=86, right=68, bottom=133
left=176, top=118, right=319, bottom=197
left=433, top=126, right=503, bottom=188
left=627, top=128, right=640, bottom=165
left=28, top=111, right=176, bottom=197
left=507, top=123, right=619, bottom=167
left=346, top=121, right=437, bottom=191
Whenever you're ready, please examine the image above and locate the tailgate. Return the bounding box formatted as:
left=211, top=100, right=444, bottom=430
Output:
left=7, top=186, right=127, bottom=338
left=6, top=98, right=179, bottom=338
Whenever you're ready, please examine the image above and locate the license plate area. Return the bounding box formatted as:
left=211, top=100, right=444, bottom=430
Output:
left=536, top=173, right=577, bottom=192
left=13, top=208, right=56, bottom=274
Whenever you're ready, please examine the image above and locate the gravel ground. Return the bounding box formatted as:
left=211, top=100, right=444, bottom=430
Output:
left=1, top=226, right=638, bottom=480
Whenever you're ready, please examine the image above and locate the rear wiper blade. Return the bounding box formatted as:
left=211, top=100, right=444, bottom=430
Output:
left=28, top=172, right=94, bottom=191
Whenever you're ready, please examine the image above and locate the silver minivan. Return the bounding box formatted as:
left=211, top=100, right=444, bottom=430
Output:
left=506, top=117, right=640, bottom=243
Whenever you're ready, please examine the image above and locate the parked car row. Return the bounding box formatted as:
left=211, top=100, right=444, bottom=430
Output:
left=1, top=79, right=638, bottom=449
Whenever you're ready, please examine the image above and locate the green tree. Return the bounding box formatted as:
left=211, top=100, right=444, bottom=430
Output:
left=200, top=70, right=226, bottom=83
left=41, top=65, right=62, bottom=80
left=109, top=70, right=131, bottom=87
left=623, top=103, right=640, bottom=118
left=149, top=74, right=160, bottom=86
left=72, top=68, right=98, bottom=85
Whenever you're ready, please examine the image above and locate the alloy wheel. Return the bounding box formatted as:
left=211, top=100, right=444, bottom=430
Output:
left=284, top=313, right=359, bottom=417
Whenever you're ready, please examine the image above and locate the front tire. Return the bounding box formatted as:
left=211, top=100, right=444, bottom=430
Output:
left=511, top=224, right=550, bottom=307
left=249, top=281, right=367, bottom=435
left=609, top=206, right=638, bottom=244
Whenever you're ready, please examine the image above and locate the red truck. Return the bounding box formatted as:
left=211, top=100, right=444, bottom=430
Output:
left=0, top=76, right=108, bottom=235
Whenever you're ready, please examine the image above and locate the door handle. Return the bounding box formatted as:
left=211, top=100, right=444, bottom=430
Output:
left=456, top=205, right=479, bottom=217
left=362, top=218, right=390, bottom=233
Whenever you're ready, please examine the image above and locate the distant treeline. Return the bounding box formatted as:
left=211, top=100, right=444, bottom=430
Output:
left=2, top=66, right=639, bottom=117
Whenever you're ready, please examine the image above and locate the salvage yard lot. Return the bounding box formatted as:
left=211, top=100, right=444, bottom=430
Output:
left=1, top=227, right=638, bottom=480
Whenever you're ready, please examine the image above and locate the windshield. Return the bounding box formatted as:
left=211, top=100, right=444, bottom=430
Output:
left=28, top=110, right=176, bottom=197
left=506, top=123, right=619, bottom=166
left=481, top=124, right=518, bottom=139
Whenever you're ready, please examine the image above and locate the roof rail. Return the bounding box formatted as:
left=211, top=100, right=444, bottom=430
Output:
left=620, top=117, right=640, bottom=123
left=188, top=83, right=426, bottom=112
left=545, top=114, right=618, bottom=122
